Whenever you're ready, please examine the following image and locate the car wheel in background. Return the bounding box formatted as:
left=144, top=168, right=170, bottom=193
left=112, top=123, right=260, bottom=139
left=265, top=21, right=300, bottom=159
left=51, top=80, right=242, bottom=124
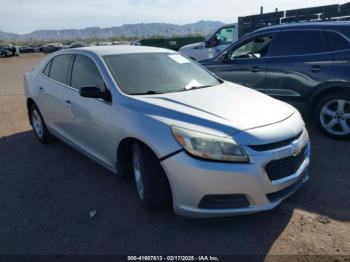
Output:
left=30, top=104, right=53, bottom=143
left=131, top=142, right=171, bottom=210
left=315, top=92, right=350, bottom=139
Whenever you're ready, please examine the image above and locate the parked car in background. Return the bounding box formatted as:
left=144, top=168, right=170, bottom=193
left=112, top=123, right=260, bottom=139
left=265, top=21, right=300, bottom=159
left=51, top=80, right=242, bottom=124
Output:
left=0, top=44, right=19, bottom=57
left=38, top=45, right=45, bottom=53
left=97, top=41, right=112, bottom=46
left=24, top=46, right=310, bottom=217
left=179, top=23, right=238, bottom=61
left=0, top=44, right=12, bottom=57
left=19, top=46, right=37, bottom=53
left=130, top=41, right=141, bottom=46
left=41, top=43, right=63, bottom=54
left=65, top=42, right=90, bottom=49
left=200, top=22, right=350, bottom=139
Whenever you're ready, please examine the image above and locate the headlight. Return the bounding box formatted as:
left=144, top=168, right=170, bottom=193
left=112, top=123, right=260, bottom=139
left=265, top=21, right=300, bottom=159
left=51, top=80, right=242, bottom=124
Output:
left=171, top=126, right=249, bottom=163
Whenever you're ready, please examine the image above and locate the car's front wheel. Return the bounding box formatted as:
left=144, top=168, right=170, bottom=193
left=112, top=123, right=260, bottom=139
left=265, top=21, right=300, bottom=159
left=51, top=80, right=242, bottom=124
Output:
left=30, top=104, right=53, bottom=143
left=315, top=92, right=350, bottom=139
left=131, top=142, right=171, bottom=210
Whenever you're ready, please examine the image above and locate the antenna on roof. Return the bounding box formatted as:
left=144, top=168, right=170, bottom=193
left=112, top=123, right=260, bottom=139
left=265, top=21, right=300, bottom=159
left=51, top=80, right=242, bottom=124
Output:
left=260, top=6, right=264, bottom=14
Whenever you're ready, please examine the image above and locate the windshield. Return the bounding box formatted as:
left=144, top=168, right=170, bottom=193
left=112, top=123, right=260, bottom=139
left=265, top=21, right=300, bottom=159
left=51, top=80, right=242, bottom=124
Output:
left=103, top=53, right=221, bottom=95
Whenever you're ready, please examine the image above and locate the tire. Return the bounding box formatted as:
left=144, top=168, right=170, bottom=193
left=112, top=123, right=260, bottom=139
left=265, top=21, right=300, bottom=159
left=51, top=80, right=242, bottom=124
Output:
left=314, top=92, right=350, bottom=140
left=29, top=104, right=53, bottom=144
left=131, top=142, right=171, bottom=210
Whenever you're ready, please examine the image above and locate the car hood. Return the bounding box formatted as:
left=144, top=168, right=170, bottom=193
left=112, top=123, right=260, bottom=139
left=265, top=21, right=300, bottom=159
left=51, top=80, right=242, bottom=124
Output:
left=129, top=82, right=295, bottom=136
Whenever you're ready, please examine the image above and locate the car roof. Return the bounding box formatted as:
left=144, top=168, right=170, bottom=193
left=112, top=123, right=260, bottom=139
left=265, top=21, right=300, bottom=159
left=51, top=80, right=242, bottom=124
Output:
left=254, top=21, right=350, bottom=34
left=74, top=45, right=177, bottom=56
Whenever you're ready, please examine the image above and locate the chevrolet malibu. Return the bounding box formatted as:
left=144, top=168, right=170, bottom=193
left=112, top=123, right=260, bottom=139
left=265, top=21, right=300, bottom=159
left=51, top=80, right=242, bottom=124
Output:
left=24, top=46, right=310, bottom=218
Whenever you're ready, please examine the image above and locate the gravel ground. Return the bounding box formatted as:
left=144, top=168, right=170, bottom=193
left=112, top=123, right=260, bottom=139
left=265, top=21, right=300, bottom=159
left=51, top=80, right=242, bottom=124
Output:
left=0, top=54, right=349, bottom=259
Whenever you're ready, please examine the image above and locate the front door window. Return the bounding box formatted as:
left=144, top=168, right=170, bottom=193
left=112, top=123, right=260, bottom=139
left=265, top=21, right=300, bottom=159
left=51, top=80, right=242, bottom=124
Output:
left=230, top=36, right=273, bottom=60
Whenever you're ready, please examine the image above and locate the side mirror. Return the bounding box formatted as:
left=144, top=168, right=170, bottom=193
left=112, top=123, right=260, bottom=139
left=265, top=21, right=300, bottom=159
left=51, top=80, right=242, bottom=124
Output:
left=220, top=51, right=231, bottom=63
left=79, top=86, right=111, bottom=101
left=205, top=38, right=219, bottom=48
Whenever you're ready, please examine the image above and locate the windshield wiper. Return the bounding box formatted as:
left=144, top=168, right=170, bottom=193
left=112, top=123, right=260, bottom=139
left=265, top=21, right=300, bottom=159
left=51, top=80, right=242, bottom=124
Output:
left=128, top=90, right=165, bottom=95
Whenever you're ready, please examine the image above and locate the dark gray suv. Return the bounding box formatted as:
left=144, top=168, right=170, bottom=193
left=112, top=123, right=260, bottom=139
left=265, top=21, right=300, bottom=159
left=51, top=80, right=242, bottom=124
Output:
left=200, top=22, right=350, bottom=139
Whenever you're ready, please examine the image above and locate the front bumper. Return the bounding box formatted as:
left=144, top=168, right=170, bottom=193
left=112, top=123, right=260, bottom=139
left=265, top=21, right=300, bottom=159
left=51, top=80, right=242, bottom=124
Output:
left=161, top=130, right=310, bottom=218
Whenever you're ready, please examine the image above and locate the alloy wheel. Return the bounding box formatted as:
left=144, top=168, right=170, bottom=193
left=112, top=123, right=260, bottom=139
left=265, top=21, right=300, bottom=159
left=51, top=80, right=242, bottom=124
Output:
left=132, top=151, right=145, bottom=200
left=320, top=99, right=350, bottom=136
left=32, top=109, right=44, bottom=138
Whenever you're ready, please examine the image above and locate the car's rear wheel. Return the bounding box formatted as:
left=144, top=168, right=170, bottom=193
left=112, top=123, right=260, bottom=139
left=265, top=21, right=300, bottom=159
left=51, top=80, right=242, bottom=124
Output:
left=30, top=104, right=53, bottom=143
left=315, top=92, right=350, bottom=139
left=131, top=142, right=171, bottom=210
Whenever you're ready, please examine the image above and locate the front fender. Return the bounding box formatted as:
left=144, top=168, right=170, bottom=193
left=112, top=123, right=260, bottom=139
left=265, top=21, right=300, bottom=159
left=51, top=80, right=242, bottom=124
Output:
left=115, top=106, right=182, bottom=160
left=307, top=81, right=350, bottom=115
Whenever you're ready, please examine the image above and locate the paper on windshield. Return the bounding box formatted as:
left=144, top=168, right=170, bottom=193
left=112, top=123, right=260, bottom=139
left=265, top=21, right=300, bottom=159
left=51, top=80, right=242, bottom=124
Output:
left=185, top=80, right=201, bottom=90
left=168, top=54, right=190, bottom=64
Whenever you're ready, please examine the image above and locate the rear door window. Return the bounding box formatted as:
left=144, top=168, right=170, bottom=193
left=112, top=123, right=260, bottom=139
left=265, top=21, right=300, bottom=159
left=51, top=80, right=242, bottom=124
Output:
left=277, top=30, right=325, bottom=56
left=49, top=54, right=72, bottom=84
left=324, top=31, right=350, bottom=51
left=43, top=60, right=51, bottom=76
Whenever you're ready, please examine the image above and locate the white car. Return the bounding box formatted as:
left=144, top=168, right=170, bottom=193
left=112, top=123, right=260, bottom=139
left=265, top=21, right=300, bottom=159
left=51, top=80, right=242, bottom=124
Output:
left=179, top=23, right=238, bottom=61
left=24, top=46, right=310, bottom=218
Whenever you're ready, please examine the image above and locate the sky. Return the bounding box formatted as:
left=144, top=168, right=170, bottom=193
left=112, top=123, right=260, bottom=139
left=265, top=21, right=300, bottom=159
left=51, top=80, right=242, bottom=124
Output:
left=0, top=0, right=345, bottom=34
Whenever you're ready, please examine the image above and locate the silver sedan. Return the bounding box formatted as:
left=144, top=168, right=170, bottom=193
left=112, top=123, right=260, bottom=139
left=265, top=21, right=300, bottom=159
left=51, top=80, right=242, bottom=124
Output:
left=24, top=46, right=310, bottom=218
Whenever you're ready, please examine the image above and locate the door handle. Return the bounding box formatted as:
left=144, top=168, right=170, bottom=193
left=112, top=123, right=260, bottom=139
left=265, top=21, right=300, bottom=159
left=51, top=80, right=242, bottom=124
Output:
left=65, top=100, right=72, bottom=107
left=310, top=65, right=322, bottom=72
left=251, top=66, right=261, bottom=73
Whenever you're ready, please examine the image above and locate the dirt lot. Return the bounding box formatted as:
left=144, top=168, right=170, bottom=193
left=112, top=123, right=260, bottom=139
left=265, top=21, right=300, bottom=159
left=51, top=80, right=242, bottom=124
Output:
left=0, top=54, right=349, bottom=259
